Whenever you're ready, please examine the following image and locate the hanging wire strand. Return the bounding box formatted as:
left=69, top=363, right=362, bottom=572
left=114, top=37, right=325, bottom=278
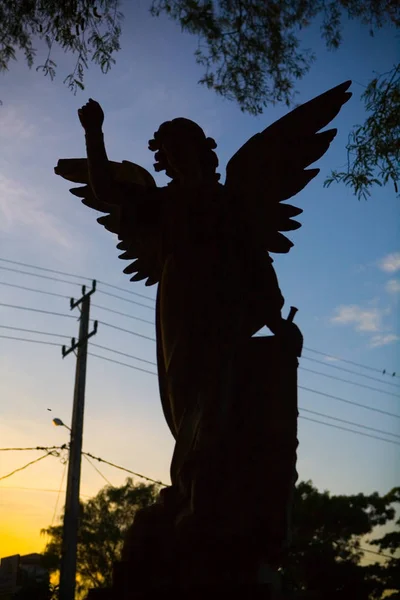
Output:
left=0, top=302, right=76, bottom=319
left=98, top=321, right=156, bottom=341
left=90, top=343, right=157, bottom=366
left=88, top=352, right=157, bottom=376
left=0, top=335, right=63, bottom=347
left=301, top=356, right=400, bottom=388
left=0, top=446, right=66, bottom=452
left=299, top=416, right=400, bottom=445
left=0, top=325, right=71, bottom=339
left=82, top=451, right=168, bottom=487
left=299, top=386, right=400, bottom=419
left=97, top=289, right=154, bottom=310
left=83, top=454, right=113, bottom=486
left=92, top=304, right=154, bottom=325
left=299, top=366, right=400, bottom=398
left=300, top=408, right=400, bottom=439
left=50, top=459, right=68, bottom=527
left=0, top=452, right=56, bottom=481
left=0, top=280, right=69, bottom=298
left=303, top=346, right=399, bottom=379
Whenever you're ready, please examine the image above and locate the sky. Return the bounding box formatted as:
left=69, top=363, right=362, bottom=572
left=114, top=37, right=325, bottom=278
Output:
left=0, top=2, right=399, bottom=560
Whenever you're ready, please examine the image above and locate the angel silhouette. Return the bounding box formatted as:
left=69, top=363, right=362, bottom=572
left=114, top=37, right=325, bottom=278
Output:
left=55, top=81, right=351, bottom=582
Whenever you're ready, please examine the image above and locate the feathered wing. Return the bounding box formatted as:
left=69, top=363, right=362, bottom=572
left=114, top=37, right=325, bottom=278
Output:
left=224, top=80, right=352, bottom=253
left=54, top=158, right=162, bottom=286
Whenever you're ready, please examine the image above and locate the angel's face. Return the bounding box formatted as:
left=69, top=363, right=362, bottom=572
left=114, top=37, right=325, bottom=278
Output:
left=162, top=139, right=203, bottom=185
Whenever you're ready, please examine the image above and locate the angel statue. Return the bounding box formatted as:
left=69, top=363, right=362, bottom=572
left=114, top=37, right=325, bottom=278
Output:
left=55, top=81, right=351, bottom=592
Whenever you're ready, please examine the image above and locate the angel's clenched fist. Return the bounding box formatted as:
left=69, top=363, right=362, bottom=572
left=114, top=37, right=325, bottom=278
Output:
left=78, top=98, right=104, bottom=132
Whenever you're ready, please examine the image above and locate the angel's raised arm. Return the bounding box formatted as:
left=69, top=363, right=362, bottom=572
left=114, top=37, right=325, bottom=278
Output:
left=77, top=99, right=121, bottom=204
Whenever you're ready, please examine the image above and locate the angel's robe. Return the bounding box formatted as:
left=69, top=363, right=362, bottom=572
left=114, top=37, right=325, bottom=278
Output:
left=119, top=180, right=285, bottom=519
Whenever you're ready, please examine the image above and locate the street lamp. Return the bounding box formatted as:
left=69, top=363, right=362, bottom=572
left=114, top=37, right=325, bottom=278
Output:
left=52, top=417, right=71, bottom=431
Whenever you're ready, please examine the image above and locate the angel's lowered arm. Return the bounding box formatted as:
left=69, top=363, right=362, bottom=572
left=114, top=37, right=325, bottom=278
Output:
left=78, top=99, right=115, bottom=204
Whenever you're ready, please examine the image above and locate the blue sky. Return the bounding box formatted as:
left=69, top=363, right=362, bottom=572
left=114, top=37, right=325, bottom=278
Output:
left=0, top=2, right=399, bottom=556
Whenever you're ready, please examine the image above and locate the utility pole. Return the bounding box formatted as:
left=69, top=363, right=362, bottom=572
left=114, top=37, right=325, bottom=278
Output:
left=59, top=281, right=97, bottom=600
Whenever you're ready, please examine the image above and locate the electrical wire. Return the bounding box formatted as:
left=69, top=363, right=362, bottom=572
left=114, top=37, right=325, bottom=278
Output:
left=92, top=304, right=154, bottom=325
left=88, top=352, right=157, bottom=376
left=90, top=343, right=157, bottom=366
left=0, top=486, right=91, bottom=498
left=98, top=321, right=156, bottom=341
left=299, top=366, right=400, bottom=398
left=82, top=451, right=167, bottom=487
left=0, top=280, right=69, bottom=298
left=97, top=279, right=155, bottom=302
left=0, top=452, right=55, bottom=481
left=302, top=356, right=400, bottom=389
left=97, top=289, right=154, bottom=310
left=300, top=408, right=400, bottom=439
left=0, top=301, right=76, bottom=319
left=0, top=335, right=63, bottom=347
left=50, top=459, right=68, bottom=527
left=299, top=416, right=400, bottom=445
left=0, top=265, right=82, bottom=287
left=0, top=256, right=397, bottom=379
left=83, top=454, right=113, bottom=486
left=0, top=257, right=155, bottom=302
left=299, top=386, right=400, bottom=419
left=303, top=346, right=399, bottom=379
left=0, top=325, right=71, bottom=339
left=0, top=446, right=66, bottom=452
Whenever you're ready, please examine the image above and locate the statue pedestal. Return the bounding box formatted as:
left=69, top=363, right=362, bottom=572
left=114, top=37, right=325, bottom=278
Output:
left=87, top=335, right=299, bottom=599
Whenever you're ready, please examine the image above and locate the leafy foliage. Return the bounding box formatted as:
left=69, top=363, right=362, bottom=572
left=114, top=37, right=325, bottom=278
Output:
left=286, top=481, right=400, bottom=596
left=151, top=0, right=399, bottom=115
left=151, top=0, right=400, bottom=199
left=42, top=478, right=400, bottom=598
left=41, top=478, right=159, bottom=596
left=324, top=64, right=400, bottom=199
left=1, top=1, right=399, bottom=198
left=0, top=0, right=123, bottom=93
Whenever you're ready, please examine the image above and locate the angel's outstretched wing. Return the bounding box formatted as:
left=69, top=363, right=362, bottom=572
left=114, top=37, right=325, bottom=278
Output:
left=224, top=81, right=352, bottom=253
left=54, top=158, right=161, bottom=286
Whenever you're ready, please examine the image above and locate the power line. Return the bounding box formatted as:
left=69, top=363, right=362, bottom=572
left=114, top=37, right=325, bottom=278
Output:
left=300, top=408, right=400, bottom=440
left=0, top=325, right=71, bottom=339
left=0, top=281, right=69, bottom=299
left=304, top=346, right=399, bottom=379
left=299, top=366, right=400, bottom=398
left=50, top=459, right=68, bottom=527
left=0, top=257, right=155, bottom=302
left=0, top=446, right=66, bottom=452
left=98, top=289, right=154, bottom=310
left=97, top=280, right=155, bottom=302
left=90, top=343, right=157, bottom=366
left=83, top=454, right=113, bottom=486
left=300, top=416, right=400, bottom=445
left=0, top=257, right=90, bottom=281
left=299, top=386, right=400, bottom=420
left=0, top=486, right=91, bottom=498
left=0, top=301, right=76, bottom=319
left=301, top=356, right=400, bottom=389
left=0, top=257, right=397, bottom=379
left=0, top=265, right=82, bottom=287
left=0, top=335, right=63, bottom=347
left=92, top=303, right=154, bottom=325
left=88, top=352, right=157, bottom=376
left=98, top=321, right=156, bottom=341
left=82, top=451, right=168, bottom=487
left=0, top=452, right=55, bottom=481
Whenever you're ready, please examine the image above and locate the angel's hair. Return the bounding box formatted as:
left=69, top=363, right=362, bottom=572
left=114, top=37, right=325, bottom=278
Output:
left=148, top=118, right=220, bottom=182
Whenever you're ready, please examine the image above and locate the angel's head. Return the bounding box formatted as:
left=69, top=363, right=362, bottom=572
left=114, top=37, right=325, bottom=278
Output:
left=148, top=118, right=220, bottom=185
